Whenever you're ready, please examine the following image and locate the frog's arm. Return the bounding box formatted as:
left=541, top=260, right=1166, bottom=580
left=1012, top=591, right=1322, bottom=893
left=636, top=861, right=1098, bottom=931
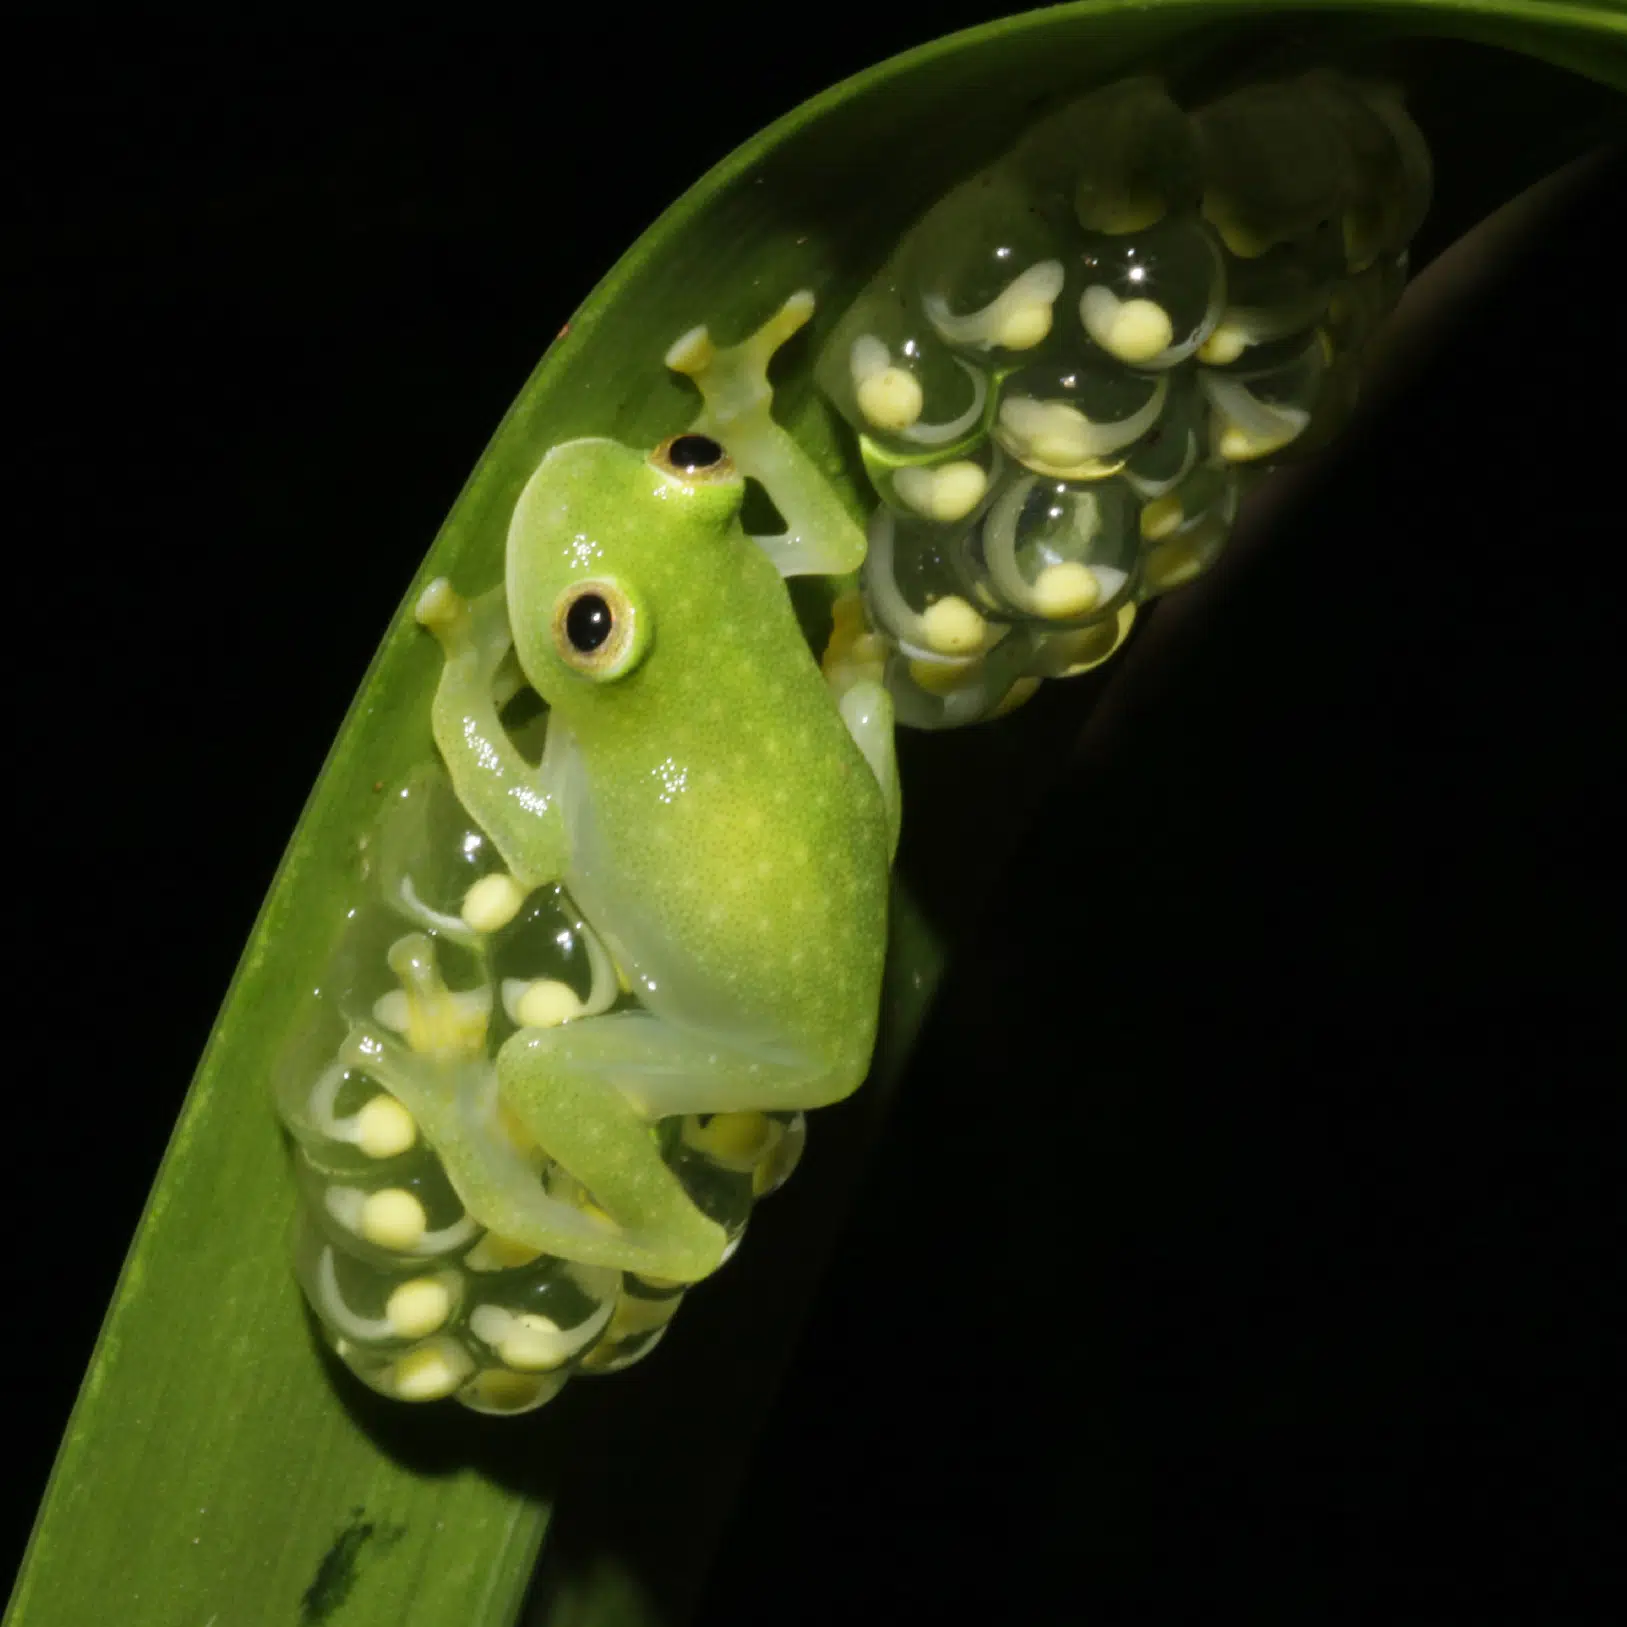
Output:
left=666, top=290, right=867, bottom=579
left=414, top=578, right=565, bottom=889
left=838, top=678, right=901, bottom=857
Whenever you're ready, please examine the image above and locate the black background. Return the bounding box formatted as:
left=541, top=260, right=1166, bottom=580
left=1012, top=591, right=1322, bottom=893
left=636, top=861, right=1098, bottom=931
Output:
left=7, top=21, right=1622, bottom=1622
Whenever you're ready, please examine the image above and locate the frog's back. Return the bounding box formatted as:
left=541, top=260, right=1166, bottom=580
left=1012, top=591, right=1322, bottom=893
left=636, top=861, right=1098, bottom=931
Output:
left=561, top=523, right=890, bottom=1077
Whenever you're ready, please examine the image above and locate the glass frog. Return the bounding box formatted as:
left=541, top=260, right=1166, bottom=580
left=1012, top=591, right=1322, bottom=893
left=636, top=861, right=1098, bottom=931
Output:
left=360, top=293, right=899, bottom=1290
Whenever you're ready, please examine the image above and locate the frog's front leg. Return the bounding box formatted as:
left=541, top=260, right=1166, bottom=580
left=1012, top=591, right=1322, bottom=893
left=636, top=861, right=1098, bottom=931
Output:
left=414, top=577, right=565, bottom=889
left=496, top=1013, right=854, bottom=1282
left=666, top=291, right=867, bottom=579
left=838, top=678, right=901, bottom=858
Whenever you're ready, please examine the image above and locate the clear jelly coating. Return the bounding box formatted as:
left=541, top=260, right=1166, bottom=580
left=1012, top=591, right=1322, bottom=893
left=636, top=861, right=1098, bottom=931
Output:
left=973, top=474, right=1141, bottom=626
left=817, top=68, right=1430, bottom=726
left=275, top=766, right=810, bottom=1413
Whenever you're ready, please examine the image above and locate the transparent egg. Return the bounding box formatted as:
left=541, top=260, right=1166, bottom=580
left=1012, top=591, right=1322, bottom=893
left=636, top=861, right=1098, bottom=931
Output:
left=666, top=1116, right=758, bottom=1250
left=274, top=995, right=364, bottom=1166
left=862, top=437, right=1002, bottom=528
left=465, top=1258, right=618, bottom=1375
left=1321, top=252, right=1407, bottom=363
left=300, top=1128, right=480, bottom=1269
left=1025, top=603, right=1138, bottom=678
left=335, top=1332, right=478, bottom=1405
left=1304, top=72, right=1432, bottom=270
left=862, top=506, right=998, bottom=663
left=492, top=883, right=620, bottom=1034
left=295, top=1219, right=465, bottom=1354
left=1195, top=241, right=1336, bottom=369
left=814, top=273, right=992, bottom=456
left=367, top=763, right=504, bottom=941
left=1135, top=459, right=1239, bottom=599
left=458, top=1366, right=571, bottom=1416
left=1015, top=75, right=1202, bottom=236
left=881, top=641, right=1041, bottom=731
left=753, top=1112, right=807, bottom=1198
left=1076, top=213, right=1225, bottom=369
left=1199, top=332, right=1325, bottom=464
left=995, top=353, right=1168, bottom=480
left=973, top=472, right=1140, bottom=625
left=578, top=1277, right=688, bottom=1376
left=1121, top=367, right=1206, bottom=499
left=1286, top=251, right=1410, bottom=457
left=1353, top=87, right=1431, bottom=262
left=281, top=1049, right=423, bottom=1177
left=1288, top=348, right=1364, bottom=460
left=1194, top=76, right=1349, bottom=262
left=906, top=162, right=1072, bottom=362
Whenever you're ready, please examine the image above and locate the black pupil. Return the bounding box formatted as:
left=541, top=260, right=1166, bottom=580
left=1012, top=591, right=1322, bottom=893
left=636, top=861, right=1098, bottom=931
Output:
left=669, top=433, right=723, bottom=471
left=565, top=592, right=613, bottom=654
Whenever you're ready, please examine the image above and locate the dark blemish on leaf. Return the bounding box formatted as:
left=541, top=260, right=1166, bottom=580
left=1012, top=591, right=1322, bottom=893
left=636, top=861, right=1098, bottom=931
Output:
left=299, top=1507, right=407, bottom=1624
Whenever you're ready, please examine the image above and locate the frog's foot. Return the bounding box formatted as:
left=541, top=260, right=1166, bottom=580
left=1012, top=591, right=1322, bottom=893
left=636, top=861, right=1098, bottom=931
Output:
left=497, top=1011, right=853, bottom=1282
left=666, top=291, right=867, bottom=579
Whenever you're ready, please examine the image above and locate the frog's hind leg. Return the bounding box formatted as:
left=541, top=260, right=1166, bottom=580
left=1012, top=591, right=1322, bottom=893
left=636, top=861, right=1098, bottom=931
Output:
left=335, top=934, right=641, bottom=1273
left=496, top=1012, right=846, bottom=1282
left=666, top=291, right=868, bottom=579
left=338, top=1021, right=640, bottom=1272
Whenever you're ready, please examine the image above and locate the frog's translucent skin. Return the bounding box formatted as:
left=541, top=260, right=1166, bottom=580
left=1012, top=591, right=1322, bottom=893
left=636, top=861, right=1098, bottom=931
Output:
left=818, top=69, right=1429, bottom=726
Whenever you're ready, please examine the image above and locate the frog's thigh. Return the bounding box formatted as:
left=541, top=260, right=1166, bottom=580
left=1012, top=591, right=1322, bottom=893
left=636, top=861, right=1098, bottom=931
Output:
left=500, top=1012, right=823, bottom=1281
left=838, top=678, right=901, bottom=855
left=503, top=1010, right=834, bottom=1119
left=340, top=1023, right=639, bottom=1274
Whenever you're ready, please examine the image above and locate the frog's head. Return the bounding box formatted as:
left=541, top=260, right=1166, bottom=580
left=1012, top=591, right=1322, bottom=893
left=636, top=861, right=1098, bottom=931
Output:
left=506, top=433, right=752, bottom=716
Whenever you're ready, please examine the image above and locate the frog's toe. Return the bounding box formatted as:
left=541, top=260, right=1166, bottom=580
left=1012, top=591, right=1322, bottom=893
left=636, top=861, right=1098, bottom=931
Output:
left=748, top=287, right=816, bottom=363
left=415, top=577, right=469, bottom=638
left=416, top=579, right=462, bottom=628
left=664, top=323, right=716, bottom=377
left=666, top=289, right=815, bottom=397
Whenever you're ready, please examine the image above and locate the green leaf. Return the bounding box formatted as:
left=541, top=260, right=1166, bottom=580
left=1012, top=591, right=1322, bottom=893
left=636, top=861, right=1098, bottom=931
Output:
left=8, top=6, right=1622, bottom=1626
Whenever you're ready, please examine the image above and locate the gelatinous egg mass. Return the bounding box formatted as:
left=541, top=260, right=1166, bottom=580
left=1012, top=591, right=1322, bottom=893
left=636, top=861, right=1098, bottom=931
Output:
left=817, top=68, right=1430, bottom=727
left=274, top=767, right=807, bottom=1413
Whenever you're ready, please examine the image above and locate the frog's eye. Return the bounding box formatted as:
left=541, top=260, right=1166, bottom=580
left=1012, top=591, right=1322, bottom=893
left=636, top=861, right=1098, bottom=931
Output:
left=651, top=433, right=736, bottom=481
left=551, top=577, right=649, bottom=681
